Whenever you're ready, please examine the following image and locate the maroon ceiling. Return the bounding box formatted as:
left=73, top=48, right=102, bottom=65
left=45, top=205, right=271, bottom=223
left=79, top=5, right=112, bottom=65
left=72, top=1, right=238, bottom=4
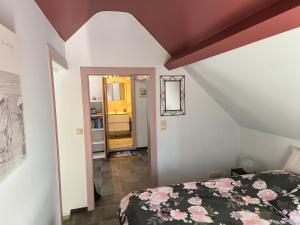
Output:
left=35, top=0, right=300, bottom=69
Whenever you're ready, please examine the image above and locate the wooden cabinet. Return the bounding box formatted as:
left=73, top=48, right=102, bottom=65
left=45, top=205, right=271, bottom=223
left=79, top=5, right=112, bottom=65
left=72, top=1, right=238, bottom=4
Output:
left=108, top=114, right=130, bottom=133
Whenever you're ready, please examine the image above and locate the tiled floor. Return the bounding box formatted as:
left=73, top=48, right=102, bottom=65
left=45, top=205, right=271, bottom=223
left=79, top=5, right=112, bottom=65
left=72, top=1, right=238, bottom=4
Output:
left=109, top=137, right=133, bottom=150
left=63, top=149, right=150, bottom=225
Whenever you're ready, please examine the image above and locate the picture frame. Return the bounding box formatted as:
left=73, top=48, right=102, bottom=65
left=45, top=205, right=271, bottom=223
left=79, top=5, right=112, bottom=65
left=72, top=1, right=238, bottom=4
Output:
left=0, top=24, right=26, bottom=182
left=139, top=88, right=147, bottom=97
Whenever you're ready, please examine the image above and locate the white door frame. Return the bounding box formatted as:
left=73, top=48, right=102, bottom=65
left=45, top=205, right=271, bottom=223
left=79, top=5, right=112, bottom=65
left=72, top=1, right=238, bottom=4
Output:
left=47, top=44, right=68, bottom=224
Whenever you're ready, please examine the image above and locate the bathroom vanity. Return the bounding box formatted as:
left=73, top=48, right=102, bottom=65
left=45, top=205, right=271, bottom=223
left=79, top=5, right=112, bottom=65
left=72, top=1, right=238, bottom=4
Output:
left=108, top=113, right=130, bottom=135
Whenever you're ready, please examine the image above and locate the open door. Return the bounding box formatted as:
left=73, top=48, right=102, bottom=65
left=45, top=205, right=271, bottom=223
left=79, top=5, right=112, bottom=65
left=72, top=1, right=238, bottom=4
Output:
left=131, top=76, right=137, bottom=149
left=102, top=77, right=109, bottom=160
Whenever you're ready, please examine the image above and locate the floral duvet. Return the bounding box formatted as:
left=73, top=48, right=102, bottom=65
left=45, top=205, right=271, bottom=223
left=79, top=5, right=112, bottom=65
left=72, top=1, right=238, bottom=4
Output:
left=119, top=170, right=300, bottom=225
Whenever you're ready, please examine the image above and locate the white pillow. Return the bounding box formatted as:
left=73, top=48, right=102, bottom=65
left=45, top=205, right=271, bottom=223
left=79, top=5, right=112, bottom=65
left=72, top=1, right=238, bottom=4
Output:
left=283, top=147, right=300, bottom=175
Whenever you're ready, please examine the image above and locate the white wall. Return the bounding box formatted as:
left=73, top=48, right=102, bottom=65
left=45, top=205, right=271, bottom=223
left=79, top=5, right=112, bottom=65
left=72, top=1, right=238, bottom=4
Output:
left=186, top=27, right=300, bottom=141
left=0, top=1, right=65, bottom=225
left=186, top=26, right=300, bottom=176
left=135, top=79, right=149, bottom=148
left=240, top=127, right=300, bottom=172
left=62, top=11, right=240, bottom=209
left=0, top=1, right=297, bottom=222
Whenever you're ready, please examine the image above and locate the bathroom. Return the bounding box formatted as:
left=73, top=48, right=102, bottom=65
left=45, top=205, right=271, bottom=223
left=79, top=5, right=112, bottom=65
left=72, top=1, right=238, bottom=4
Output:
left=106, top=76, right=134, bottom=151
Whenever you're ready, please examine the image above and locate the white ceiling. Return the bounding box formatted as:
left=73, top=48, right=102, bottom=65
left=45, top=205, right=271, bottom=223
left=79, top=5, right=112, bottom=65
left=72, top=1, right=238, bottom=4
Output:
left=185, top=27, right=300, bottom=140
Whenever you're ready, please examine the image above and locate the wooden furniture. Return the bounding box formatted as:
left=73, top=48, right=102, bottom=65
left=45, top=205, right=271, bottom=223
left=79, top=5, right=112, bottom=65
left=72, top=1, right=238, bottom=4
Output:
left=108, top=113, right=130, bottom=135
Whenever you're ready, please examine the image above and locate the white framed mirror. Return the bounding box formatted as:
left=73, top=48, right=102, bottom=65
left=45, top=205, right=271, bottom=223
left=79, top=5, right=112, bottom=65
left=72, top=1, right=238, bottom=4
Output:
left=160, top=75, right=185, bottom=116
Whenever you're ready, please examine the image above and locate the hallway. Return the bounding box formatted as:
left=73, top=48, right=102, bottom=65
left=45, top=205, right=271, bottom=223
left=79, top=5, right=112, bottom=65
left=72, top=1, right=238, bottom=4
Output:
left=64, top=149, right=150, bottom=225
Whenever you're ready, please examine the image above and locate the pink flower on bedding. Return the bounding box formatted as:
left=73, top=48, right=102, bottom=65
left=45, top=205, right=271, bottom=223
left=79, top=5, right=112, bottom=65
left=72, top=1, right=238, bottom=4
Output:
left=252, top=180, right=267, bottom=190
left=157, top=186, right=173, bottom=194
left=204, top=178, right=234, bottom=192
left=183, top=182, right=198, bottom=190
left=257, top=189, right=277, bottom=201
left=139, top=192, right=150, bottom=200
left=160, top=213, right=173, bottom=222
left=241, top=174, right=255, bottom=179
left=214, top=178, right=234, bottom=192
left=231, top=211, right=270, bottom=225
left=188, top=206, right=213, bottom=223
left=147, top=188, right=157, bottom=193
left=120, top=193, right=133, bottom=214
left=242, top=196, right=260, bottom=205
left=204, top=181, right=216, bottom=189
left=169, top=192, right=179, bottom=199
left=234, top=180, right=242, bottom=187
left=231, top=211, right=243, bottom=220
left=149, top=192, right=169, bottom=205
left=170, top=209, right=187, bottom=220
left=289, top=206, right=300, bottom=224
left=188, top=197, right=202, bottom=205
left=149, top=204, right=161, bottom=212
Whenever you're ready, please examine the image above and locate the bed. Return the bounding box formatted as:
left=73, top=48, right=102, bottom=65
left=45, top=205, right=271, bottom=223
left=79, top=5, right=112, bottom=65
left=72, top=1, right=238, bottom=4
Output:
left=119, top=170, right=300, bottom=225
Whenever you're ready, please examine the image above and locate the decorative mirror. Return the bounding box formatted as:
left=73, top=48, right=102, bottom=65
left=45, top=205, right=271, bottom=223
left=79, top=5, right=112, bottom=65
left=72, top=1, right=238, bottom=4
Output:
left=160, top=75, right=185, bottom=116
left=107, top=82, right=125, bottom=101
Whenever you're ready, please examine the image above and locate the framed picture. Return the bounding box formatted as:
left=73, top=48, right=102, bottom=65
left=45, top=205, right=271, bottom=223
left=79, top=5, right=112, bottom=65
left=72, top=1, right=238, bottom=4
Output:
left=139, top=88, right=147, bottom=97
left=0, top=24, right=26, bottom=182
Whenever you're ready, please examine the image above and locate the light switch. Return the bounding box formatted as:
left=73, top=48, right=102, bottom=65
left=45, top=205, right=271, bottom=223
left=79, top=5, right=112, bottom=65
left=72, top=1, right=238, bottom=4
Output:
left=161, top=120, right=167, bottom=130
left=76, top=128, right=84, bottom=135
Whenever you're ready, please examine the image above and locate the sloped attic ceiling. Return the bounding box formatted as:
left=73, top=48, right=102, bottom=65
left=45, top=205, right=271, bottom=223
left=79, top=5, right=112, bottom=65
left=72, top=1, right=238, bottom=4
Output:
left=35, top=0, right=300, bottom=68
left=185, top=27, right=300, bottom=141
left=35, top=1, right=300, bottom=140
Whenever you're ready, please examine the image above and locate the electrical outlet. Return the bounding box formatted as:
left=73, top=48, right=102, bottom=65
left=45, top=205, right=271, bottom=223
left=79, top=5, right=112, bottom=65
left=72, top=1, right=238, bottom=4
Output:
left=76, top=128, right=83, bottom=135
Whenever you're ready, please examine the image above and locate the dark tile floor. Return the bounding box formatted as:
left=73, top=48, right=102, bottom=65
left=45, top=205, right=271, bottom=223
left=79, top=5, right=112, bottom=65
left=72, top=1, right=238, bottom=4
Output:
left=64, top=149, right=150, bottom=225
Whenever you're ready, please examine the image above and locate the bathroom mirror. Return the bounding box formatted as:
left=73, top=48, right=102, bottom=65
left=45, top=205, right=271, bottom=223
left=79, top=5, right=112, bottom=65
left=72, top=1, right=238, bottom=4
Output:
left=107, top=83, right=125, bottom=101
left=160, top=75, right=185, bottom=116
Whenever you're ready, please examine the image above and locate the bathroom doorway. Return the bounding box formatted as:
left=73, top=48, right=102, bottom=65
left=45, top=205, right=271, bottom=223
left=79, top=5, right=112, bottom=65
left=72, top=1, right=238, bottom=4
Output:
left=103, top=76, right=135, bottom=151
left=87, top=75, right=137, bottom=159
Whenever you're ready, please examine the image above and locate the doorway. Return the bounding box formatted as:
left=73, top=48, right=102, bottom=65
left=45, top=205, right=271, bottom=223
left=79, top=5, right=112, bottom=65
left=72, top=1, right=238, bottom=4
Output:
left=105, top=76, right=135, bottom=151
left=73, top=73, right=152, bottom=224
left=81, top=67, right=157, bottom=212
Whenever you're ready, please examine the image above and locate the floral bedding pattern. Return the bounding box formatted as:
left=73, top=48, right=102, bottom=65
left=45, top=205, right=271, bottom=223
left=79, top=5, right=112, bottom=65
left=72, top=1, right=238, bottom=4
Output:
left=119, top=170, right=300, bottom=225
left=269, top=185, right=300, bottom=224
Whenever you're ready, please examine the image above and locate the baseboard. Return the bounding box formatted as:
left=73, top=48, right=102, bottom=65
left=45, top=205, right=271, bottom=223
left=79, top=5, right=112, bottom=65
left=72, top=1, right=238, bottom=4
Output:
left=62, top=215, right=70, bottom=221
left=70, top=207, right=88, bottom=214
